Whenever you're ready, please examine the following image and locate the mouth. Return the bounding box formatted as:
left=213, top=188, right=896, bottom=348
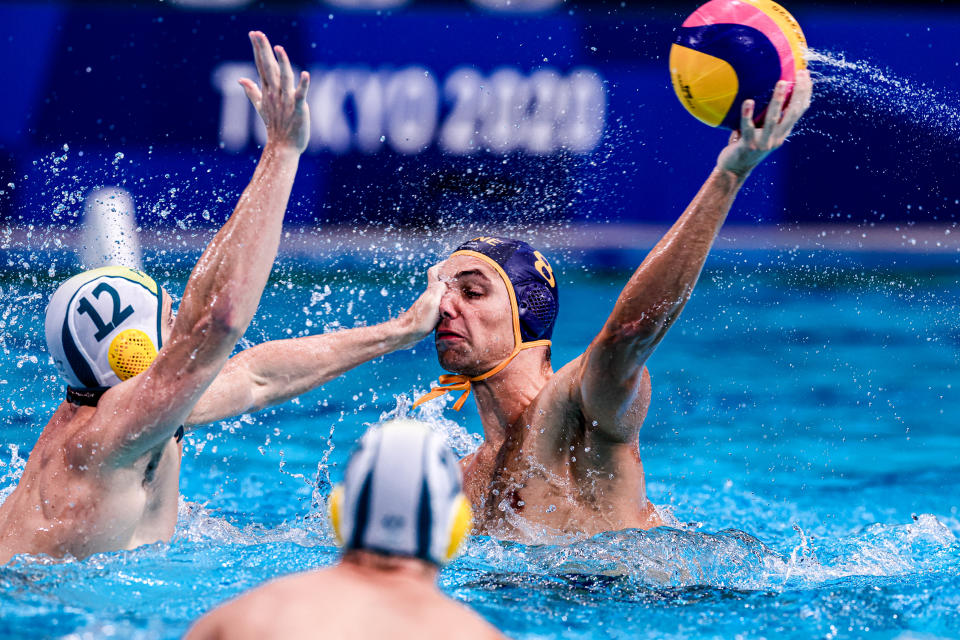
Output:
left=436, top=328, right=465, bottom=342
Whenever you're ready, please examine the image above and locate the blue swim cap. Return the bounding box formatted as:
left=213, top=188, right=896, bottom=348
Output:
left=412, top=237, right=560, bottom=412
left=452, top=236, right=559, bottom=345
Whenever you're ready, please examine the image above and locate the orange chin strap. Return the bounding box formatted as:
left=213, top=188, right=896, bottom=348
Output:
left=411, top=342, right=544, bottom=412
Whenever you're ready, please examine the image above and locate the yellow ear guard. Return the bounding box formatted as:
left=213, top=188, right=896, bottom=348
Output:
left=108, top=329, right=158, bottom=381
left=445, top=494, right=473, bottom=562
left=329, top=484, right=345, bottom=546
left=332, top=419, right=472, bottom=565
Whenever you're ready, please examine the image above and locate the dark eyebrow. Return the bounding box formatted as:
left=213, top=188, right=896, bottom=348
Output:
left=454, top=270, right=491, bottom=283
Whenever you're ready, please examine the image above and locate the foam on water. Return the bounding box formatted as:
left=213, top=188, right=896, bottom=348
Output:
left=449, top=513, right=958, bottom=590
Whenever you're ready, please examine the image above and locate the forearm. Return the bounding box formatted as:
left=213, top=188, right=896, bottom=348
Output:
left=250, top=317, right=417, bottom=403
left=186, top=316, right=419, bottom=426
left=604, top=167, right=745, bottom=339
left=176, top=143, right=300, bottom=336
left=578, top=169, right=744, bottom=440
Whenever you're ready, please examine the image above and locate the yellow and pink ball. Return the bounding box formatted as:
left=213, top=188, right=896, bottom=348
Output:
left=670, top=0, right=808, bottom=129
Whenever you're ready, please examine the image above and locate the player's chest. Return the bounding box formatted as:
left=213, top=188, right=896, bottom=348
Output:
left=473, top=427, right=576, bottom=510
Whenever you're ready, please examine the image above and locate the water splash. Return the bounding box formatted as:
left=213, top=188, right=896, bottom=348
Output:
left=0, top=444, right=27, bottom=506
left=455, top=513, right=958, bottom=592
left=384, top=391, right=483, bottom=457
left=174, top=497, right=330, bottom=548
left=807, top=48, right=960, bottom=139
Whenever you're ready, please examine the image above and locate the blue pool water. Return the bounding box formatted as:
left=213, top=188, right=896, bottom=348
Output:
left=1, top=247, right=958, bottom=639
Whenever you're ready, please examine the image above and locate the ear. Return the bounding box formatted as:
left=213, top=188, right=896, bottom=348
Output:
left=444, top=494, right=473, bottom=562
left=329, top=485, right=345, bottom=546
left=108, top=329, right=158, bottom=381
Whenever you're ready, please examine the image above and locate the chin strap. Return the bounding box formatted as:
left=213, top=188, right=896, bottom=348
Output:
left=412, top=343, right=543, bottom=412
left=66, top=385, right=110, bottom=407
left=65, top=386, right=185, bottom=443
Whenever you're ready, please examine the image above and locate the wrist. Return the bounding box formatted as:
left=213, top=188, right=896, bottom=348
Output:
left=713, top=164, right=752, bottom=184
left=387, top=314, right=423, bottom=349
left=261, top=140, right=303, bottom=161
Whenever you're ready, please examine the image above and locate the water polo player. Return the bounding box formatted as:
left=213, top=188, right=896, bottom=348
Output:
left=0, top=32, right=313, bottom=563
left=187, top=419, right=506, bottom=640
left=0, top=32, right=447, bottom=565
left=412, top=72, right=813, bottom=541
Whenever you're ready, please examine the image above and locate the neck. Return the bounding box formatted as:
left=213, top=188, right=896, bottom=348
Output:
left=340, top=549, right=439, bottom=582
left=472, top=346, right=551, bottom=443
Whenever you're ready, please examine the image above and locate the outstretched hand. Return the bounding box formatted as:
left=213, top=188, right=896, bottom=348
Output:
left=239, top=31, right=311, bottom=153
left=716, top=69, right=812, bottom=178
left=398, top=263, right=446, bottom=346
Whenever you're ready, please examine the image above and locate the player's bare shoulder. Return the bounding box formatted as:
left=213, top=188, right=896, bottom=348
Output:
left=519, top=355, right=587, bottom=451
left=27, top=402, right=105, bottom=481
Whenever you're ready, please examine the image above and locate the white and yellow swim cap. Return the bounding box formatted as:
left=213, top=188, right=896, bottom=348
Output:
left=329, top=419, right=472, bottom=566
left=44, top=266, right=163, bottom=389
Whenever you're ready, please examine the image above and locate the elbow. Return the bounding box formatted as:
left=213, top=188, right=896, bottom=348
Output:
left=182, top=301, right=245, bottom=357
left=601, top=314, right=668, bottom=351
left=247, top=379, right=287, bottom=414
left=205, top=295, right=245, bottom=342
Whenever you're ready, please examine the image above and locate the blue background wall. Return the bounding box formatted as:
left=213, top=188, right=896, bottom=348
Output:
left=0, top=1, right=958, bottom=230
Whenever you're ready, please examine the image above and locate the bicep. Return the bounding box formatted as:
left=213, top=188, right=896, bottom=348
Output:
left=91, top=333, right=233, bottom=464
left=576, top=337, right=653, bottom=442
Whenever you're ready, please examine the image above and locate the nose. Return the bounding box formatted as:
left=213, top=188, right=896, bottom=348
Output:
left=438, top=287, right=459, bottom=319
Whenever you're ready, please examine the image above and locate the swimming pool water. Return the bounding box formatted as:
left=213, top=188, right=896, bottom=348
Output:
left=1, top=247, right=958, bottom=639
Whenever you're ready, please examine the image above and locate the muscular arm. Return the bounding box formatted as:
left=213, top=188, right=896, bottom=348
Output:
left=578, top=73, right=813, bottom=442
left=90, top=32, right=311, bottom=464
left=186, top=266, right=444, bottom=427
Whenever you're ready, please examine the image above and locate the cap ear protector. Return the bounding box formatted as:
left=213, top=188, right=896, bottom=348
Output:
left=329, top=484, right=345, bottom=546
left=45, top=266, right=163, bottom=389
left=329, top=484, right=472, bottom=563
left=516, top=280, right=559, bottom=343
left=327, top=419, right=472, bottom=565
left=444, top=494, right=473, bottom=561
left=108, top=328, right=159, bottom=381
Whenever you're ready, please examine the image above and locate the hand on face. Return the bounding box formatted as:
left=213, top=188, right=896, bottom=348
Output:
left=399, top=263, right=445, bottom=345
left=434, top=256, right=515, bottom=377
left=238, top=31, right=311, bottom=153
left=716, top=69, right=813, bottom=178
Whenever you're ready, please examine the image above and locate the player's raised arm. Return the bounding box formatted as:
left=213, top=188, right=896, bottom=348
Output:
left=185, top=265, right=444, bottom=427
left=91, top=31, right=310, bottom=463
left=576, top=72, right=812, bottom=442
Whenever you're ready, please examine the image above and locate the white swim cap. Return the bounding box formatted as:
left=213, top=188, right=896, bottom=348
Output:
left=45, top=266, right=163, bottom=389
left=329, top=419, right=472, bottom=566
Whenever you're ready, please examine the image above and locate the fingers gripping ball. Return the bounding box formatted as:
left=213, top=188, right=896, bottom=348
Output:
left=669, top=0, right=807, bottom=129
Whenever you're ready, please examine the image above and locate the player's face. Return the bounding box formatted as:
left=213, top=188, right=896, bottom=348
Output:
left=435, top=255, right=515, bottom=377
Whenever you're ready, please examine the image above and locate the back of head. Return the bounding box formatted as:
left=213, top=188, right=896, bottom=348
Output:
left=45, top=266, right=163, bottom=391
left=329, top=419, right=471, bottom=567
